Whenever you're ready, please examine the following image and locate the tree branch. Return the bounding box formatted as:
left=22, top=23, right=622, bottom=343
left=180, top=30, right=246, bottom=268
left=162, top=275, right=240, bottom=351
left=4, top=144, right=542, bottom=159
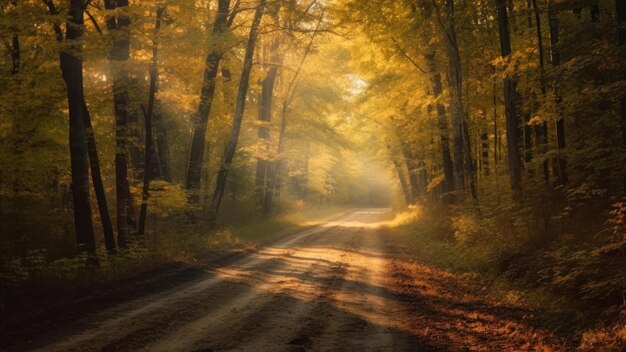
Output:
left=391, top=37, right=427, bottom=74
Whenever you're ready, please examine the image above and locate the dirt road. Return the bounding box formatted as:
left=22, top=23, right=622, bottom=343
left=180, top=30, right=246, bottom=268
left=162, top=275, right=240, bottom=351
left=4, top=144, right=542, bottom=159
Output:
left=11, top=209, right=564, bottom=351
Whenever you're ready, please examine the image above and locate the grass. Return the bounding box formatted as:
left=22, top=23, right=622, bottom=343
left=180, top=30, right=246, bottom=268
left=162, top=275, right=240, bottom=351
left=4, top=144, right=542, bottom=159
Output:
left=229, top=205, right=349, bottom=243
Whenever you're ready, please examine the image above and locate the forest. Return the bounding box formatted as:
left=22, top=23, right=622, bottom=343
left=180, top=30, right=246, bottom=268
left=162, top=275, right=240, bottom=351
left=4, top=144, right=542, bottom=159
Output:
left=0, top=0, right=625, bottom=350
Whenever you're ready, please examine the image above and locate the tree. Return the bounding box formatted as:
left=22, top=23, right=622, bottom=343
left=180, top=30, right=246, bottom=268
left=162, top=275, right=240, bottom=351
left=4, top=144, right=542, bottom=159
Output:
left=256, top=25, right=282, bottom=214
left=104, top=0, right=135, bottom=248
left=617, top=0, right=626, bottom=193
left=547, top=0, right=567, bottom=186
left=209, top=0, right=267, bottom=221
left=186, top=0, right=235, bottom=200
left=263, top=9, right=325, bottom=214
left=495, top=0, right=523, bottom=193
left=137, top=5, right=165, bottom=238
left=58, top=0, right=97, bottom=253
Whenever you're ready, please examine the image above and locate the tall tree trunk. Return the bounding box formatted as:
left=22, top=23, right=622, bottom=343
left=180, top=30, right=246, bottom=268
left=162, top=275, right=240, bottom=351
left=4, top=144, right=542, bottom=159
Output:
left=263, top=10, right=324, bottom=214
left=398, top=138, right=420, bottom=203
left=420, top=4, right=455, bottom=203
left=84, top=104, right=116, bottom=254
left=443, top=0, right=467, bottom=193
left=481, top=131, right=490, bottom=176
left=209, top=0, right=266, bottom=222
left=531, top=0, right=550, bottom=181
left=427, top=63, right=455, bottom=202
left=617, top=0, right=626, bottom=194
left=186, top=0, right=232, bottom=201
left=256, top=40, right=280, bottom=213
left=138, top=6, right=164, bottom=237
left=60, top=0, right=96, bottom=254
left=548, top=0, right=567, bottom=185
left=46, top=0, right=113, bottom=254
left=387, top=144, right=411, bottom=205
left=10, top=2, right=19, bottom=75
left=496, top=0, right=523, bottom=193
left=104, top=0, right=135, bottom=248
left=150, top=101, right=171, bottom=181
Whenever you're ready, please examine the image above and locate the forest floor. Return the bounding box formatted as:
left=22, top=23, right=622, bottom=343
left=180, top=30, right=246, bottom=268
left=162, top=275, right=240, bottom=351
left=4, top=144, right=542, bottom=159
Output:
left=3, top=209, right=570, bottom=351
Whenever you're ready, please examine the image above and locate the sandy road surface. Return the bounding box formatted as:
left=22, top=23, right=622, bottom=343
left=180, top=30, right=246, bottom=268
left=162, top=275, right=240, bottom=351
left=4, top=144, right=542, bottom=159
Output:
left=10, top=209, right=564, bottom=352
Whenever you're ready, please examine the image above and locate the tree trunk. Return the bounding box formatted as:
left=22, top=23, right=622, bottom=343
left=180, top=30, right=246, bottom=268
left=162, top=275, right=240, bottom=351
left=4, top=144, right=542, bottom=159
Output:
left=496, top=0, right=523, bottom=193
left=548, top=0, right=567, bottom=186
left=481, top=131, right=490, bottom=176
left=104, top=0, right=135, bottom=248
left=617, top=0, right=626, bottom=193
left=256, top=45, right=280, bottom=212
left=392, top=153, right=411, bottom=206
left=151, top=101, right=171, bottom=181
left=209, top=0, right=266, bottom=222
left=387, top=143, right=411, bottom=205
left=531, top=0, right=550, bottom=181
left=420, top=5, right=455, bottom=203
left=61, top=0, right=96, bottom=254
left=428, top=65, right=455, bottom=202
left=395, top=131, right=420, bottom=203
left=443, top=0, right=467, bottom=193
left=186, top=0, right=232, bottom=200
left=84, top=103, right=116, bottom=254
left=263, top=10, right=324, bottom=214
left=138, top=6, right=164, bottom=237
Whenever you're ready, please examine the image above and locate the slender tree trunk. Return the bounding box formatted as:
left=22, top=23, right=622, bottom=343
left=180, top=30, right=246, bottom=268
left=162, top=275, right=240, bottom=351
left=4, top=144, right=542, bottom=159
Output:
left=444, top=0, right=467, bottom=193
left=104, top=0, right=135, bottom=248
left=427, top=65, right=455, bottom=202
left=397, top=137, right=420, bottom=203
left=481, top=131, right=490, bottom=176
left=84, top=104, right=116, bottom=253
left=617, top=0, right=626, bottom=193
left=151, top=101, right=171, bottom=181
left=531, top=0, right=550, bottom=181
left=496, top=0, right=523, bottom=193
left=186, top=0, right=232, bottom=200
left=393, top=155, right=412, bottom=206
left=10, top=7, right=19, bottom=75
left=209, top=0, right=266, bottom=222
left=386, top=144, right=411, bottom=205
left=61, top=0, right=96, bottom=254
left=138, top=6, right=164, bottom=237
left=263, top=10, right=324, bottom=214
left=548, top=0, right=567, bottom=185
left=256, top=42, right=280, bottom=212
left=420, top=5, right=455, bottom=203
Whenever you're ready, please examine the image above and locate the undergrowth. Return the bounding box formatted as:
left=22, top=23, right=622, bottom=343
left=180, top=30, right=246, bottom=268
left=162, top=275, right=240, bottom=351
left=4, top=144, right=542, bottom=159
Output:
left=389, top=201, right=626, bottom=350
left=0, top=203, right=349, bottom=314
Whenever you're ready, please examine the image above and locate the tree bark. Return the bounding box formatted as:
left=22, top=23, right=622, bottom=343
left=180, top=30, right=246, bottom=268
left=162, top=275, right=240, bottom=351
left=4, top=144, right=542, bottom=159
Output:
left=394, top=127, right=420, bottom=203
left=60, top=0, right=96, bottom=254
left=390, top=147, right=412, bottom=206
left=443, top=0, right=467, bottom=193
left=548, top=0, right=567, bottom=185
left=496, top=0, right=523, bottom=193
left=256, top=39, right=281, bottom=213
left=84, top=103, right=116, bottom=254
left=209, top=0, right=266, bottom=222
left=427, top=63, right=455, bottom=202
left=263, top=10, right=324, bottom=214
left=152, top=101, right=171, bottom=181
left=420, top=4, right=455, bottom=203
left=531, top=0, right=550, bottom=181
left=138, top=6, right=164, bottom=237
left=186, top=0, right=232, bottom=200
left=617, top=0, right=626, bottom=193
left=104, top=0, right=135, bottom=248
